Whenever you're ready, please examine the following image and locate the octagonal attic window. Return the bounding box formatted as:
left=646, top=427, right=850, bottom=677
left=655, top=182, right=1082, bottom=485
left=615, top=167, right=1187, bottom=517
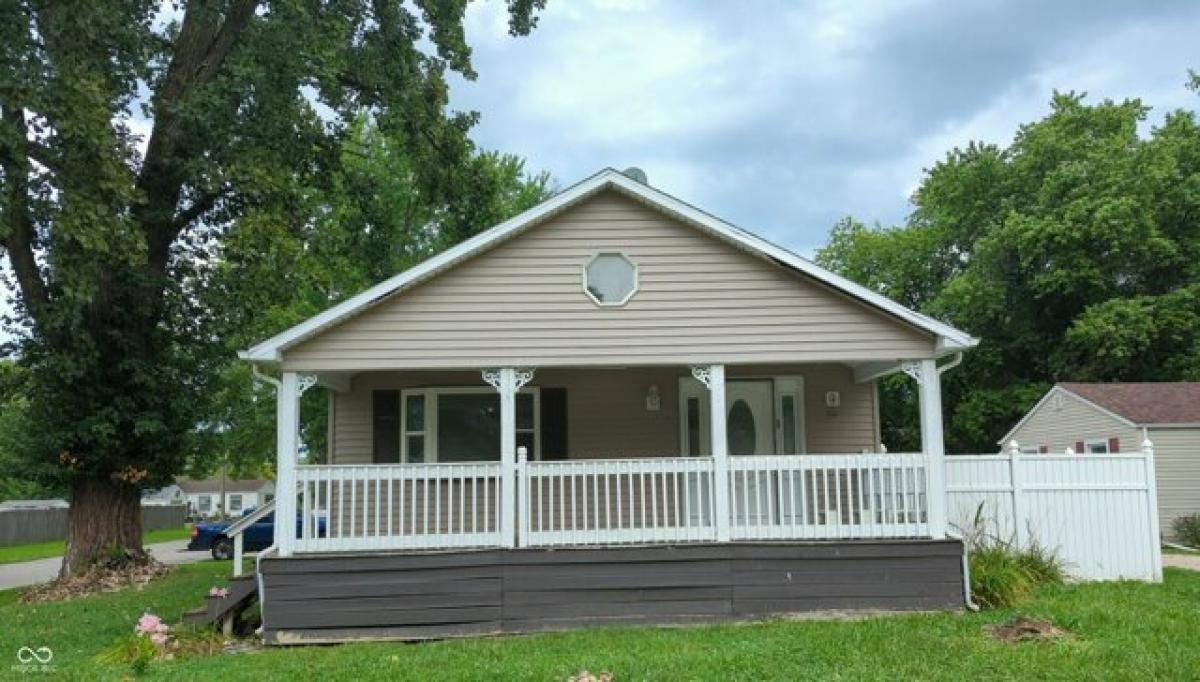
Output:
left=584, top=253, right=638, bottom=306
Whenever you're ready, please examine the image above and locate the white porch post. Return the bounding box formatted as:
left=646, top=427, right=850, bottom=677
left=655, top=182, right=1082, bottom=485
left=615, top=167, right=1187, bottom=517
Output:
left=484, top=367, right=534, bottom=548
left=275, top=372, right=299, bottom=556
left=907, top=359, right=947, bottom=539
left=693, top=364, right=731, bottom=542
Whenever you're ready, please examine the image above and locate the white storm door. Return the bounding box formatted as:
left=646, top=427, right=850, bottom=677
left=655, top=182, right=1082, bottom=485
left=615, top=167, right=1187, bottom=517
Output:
left=726, top=380, right=776, bottom=527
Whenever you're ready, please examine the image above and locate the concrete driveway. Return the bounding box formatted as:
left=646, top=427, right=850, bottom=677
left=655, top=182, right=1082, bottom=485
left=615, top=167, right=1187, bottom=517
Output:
left=0, top=539, right=212, bottom=590
left=1164, top=553, right=1200, bottom=571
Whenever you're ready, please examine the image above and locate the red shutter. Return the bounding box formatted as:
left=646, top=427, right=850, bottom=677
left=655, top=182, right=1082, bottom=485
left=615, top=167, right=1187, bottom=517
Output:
left=1038, top=445, right=1049, bottom=454
left=1074, top=441, right=1085, bottom=454
left=1108, top=437, right=1120, bottom=454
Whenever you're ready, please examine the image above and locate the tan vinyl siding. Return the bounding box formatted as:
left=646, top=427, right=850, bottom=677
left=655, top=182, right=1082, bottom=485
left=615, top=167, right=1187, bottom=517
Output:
left=1146, top=427, right=1200, bottom=538
left=329, top=364, right=880, bottom=464
left=282, top=190, right=935, bottom=371
left=1007, top=391, right=1141, bottom=455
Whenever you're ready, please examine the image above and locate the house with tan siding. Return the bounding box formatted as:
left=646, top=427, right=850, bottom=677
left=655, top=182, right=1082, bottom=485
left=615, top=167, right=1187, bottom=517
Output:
left=228, top=168, right=980, bottom=643
left=1001, top=382, right=1200, bottom=539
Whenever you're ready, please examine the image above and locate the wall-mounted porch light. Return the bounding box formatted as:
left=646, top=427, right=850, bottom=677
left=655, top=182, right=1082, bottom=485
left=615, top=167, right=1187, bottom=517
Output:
left=645, top=384, right=661, bottom=412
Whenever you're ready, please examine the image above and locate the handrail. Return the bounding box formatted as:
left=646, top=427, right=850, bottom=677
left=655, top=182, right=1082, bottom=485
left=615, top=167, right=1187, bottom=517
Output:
left=224, top=498, right=277, bottom=537
left=224, top=498, right=276, bottom=577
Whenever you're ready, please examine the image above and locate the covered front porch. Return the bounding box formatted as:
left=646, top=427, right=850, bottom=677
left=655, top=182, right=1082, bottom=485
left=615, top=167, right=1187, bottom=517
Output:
left=270, top=359, right=952, bottom=555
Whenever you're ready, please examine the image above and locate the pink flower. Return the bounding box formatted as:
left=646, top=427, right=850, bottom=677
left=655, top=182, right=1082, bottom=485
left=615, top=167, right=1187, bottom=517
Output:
left=150, top=632, right=169, bottom=646
left=137, top=613, right=163, bottom=634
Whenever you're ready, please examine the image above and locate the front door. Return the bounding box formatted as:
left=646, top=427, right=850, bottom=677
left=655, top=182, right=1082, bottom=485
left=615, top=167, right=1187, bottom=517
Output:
left=725, top=380, right=775, bottom=455
left=726, top=380, right=775, bottom=526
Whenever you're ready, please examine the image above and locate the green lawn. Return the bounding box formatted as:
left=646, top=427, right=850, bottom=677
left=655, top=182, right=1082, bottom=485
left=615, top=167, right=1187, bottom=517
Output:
left=3, top=562, right=1199, bottom=680
left=0, top=525, right=192, bottom=565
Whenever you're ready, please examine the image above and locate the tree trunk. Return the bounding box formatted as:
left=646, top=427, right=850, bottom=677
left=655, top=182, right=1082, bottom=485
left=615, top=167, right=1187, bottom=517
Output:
left=60, top=478, right=145, bottom=578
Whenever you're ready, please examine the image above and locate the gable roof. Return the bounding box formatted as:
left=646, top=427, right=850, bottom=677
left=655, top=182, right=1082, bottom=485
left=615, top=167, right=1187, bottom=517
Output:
left=1059, top=383, right=1200, bottom=425
left=999, top=381, right=1200, bottom=444
left=241, top=168, right=977, bottom=362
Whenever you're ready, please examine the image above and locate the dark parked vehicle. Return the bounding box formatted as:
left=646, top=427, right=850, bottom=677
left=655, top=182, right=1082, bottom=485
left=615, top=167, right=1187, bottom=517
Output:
left=187, top=509, right=325, bottom=559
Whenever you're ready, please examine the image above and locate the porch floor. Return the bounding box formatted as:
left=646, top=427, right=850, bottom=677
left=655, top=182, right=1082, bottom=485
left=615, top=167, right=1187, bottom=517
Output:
left=259, top=538, right=965, bottom=644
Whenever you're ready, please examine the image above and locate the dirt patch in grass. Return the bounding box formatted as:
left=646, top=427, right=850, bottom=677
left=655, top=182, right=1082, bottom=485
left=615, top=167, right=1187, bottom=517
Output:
left=21, top=555, right=173, bottom=603
left=985, top=617, right=1069, bottom=643
left=569, top=671, right=613, bottom=682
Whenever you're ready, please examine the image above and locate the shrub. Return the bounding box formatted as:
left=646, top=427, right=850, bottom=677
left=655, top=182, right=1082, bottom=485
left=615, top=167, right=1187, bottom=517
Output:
left=961, top=503, right=1066, bottom=609
left=1172, top=514, right=1200, bottom=548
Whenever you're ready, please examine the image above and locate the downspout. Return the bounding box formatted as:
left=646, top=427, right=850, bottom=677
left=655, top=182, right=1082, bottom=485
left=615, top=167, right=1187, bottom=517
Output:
left=250, top=365, right=281, bottom=635
left=947, top=527, right=981, bottom=611
left=937, top=352, right=977, bottom=610
left=936, top=352, right=963, bottom=376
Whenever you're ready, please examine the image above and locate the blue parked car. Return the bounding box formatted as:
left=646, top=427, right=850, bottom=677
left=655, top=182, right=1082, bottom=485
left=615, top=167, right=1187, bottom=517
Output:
left=188, top=509, right=325, bottom=560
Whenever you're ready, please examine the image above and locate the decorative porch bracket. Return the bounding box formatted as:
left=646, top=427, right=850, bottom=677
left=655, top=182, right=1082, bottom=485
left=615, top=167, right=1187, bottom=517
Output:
left=691, top=364, right=731, bottom=541
left=900, top=359, right=947, bottom=539
left=483, top=367, right=536, bottom=547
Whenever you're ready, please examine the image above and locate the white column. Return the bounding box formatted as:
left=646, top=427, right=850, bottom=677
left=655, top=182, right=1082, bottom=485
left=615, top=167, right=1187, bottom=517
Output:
left=916, top=359, right=947, bottom=539
left=276, top=372, right=299, bottom=556
left=694, top=364, right=731, bottom=542
left=485, top=367, right=534, bottom=548
left=498, top=368, right=517, bottom=548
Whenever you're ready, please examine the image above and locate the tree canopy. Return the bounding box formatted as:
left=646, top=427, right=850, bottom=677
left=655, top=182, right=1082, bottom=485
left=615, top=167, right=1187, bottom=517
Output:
left=0, top=0, right=545, bottom=574
left=817, top=84, right=1200, bottom=452
left=194, top=120, right=552, bottom=479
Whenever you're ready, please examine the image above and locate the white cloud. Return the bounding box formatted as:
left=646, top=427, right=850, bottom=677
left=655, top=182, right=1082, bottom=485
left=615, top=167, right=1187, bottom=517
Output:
left=452, top=0, right=1200, bottom=253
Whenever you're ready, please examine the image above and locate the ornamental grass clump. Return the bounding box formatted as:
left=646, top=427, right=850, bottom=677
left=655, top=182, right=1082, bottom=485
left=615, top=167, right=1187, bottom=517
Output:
left=1172, top=514, right=1200, bottom=548
left=960, top=503, right=1065, bottom=609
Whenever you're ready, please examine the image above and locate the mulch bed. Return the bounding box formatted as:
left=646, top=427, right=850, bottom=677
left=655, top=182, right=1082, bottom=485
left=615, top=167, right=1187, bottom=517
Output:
left=21, top=554, right=173, bottom=603
left=985, top=617, right=1070, bottom=643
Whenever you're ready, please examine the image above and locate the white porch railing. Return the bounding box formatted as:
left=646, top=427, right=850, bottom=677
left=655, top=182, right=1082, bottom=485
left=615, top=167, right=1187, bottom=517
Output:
left=521, top=457, right=718, bottom=546
left=728, top=453, right=930, bottom=541
left=287, top=454, right=933, bottom=553
left=295, top=463, right=505, bottom=552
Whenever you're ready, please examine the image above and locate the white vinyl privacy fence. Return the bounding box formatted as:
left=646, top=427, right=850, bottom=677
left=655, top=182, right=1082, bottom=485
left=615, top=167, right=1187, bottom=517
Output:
left=946, top=440, right=1163, bottom=581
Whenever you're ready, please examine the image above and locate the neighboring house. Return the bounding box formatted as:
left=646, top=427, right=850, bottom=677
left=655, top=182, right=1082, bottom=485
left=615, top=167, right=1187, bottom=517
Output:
left=142, top=484, right=186, bottom=506
left=0, top=499, right=68, bottom=510
left=1001, top=382, right=1200, bottom=538
left=237, top=168, right=978, bottom=643
left=178, top=478, right=276, bottom=518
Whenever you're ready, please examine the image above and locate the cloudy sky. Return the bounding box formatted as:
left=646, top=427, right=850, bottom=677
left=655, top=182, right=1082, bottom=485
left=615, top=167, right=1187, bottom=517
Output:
left=3, top=1, right=1198, bottom=336
left=450, top=0, right=1199, bottom=254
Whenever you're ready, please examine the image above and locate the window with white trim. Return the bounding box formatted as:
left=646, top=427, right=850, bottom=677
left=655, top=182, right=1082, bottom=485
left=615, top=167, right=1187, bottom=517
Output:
left=197, top=495, right=212, bottom=513
left=228, top=494, right=243, bottom=512
left=584, top=253, right=638, bottom=305
left=401, top=387, right=540, bottom=462
left=1084, top=439, right=1109, bottom=454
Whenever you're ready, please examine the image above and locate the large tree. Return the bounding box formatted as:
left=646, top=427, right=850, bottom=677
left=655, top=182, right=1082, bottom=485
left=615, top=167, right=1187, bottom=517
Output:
left=192, top=120, right=551, bottom=479
left=818, top=85, right=1200, bottom=452
left=0, top=0, right=544, bottom=576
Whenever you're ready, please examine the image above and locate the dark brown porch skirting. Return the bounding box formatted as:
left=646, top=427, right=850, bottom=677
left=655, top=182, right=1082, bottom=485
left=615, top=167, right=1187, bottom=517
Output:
left=259, top=539, right=965, bottom=645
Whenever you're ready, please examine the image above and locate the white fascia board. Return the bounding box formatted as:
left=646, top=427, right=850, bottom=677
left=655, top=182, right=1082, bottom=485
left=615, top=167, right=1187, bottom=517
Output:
left=242, top=170, right=619, bottom=362
left=242, top=168, right=977, bottom=362
left=606, top=175, right=977, bottom=351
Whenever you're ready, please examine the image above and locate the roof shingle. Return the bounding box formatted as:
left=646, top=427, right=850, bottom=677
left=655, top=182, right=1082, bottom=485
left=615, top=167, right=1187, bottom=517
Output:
left=1059, top=382, right=1200, bottom=425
